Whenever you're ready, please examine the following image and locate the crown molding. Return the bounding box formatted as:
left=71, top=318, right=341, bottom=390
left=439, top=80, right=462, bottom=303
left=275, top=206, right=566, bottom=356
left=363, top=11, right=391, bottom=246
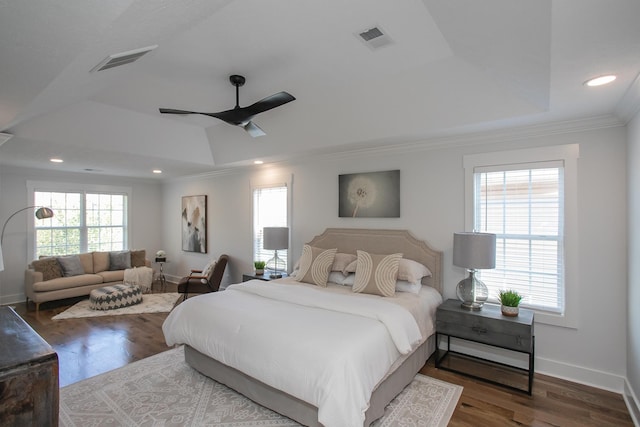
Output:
left=0, top=132, right=13, bottom=147
left=615, top=72, right=640, bottom=124
left=169, top=114, right=625, bottom=182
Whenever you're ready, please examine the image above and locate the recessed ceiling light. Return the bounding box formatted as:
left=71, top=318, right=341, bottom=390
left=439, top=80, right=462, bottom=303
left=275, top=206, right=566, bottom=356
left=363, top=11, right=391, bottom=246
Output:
left=584, top=75, right=617, bottom=87
left=50, top=158, right=63, bottom=163
left=152, top=169, right=162, bottom=174
left=254, top=160, right=264, bottom=165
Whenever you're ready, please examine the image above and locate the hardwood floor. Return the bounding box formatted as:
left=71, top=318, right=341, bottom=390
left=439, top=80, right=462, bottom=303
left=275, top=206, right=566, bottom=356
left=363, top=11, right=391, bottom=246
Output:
left=9, top=286, right=635, bottom=426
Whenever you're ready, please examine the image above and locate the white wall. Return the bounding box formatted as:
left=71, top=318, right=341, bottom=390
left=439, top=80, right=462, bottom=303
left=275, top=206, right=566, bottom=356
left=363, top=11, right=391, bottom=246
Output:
left=0, top=166, right=163, bottom=305
left=161, top=124, right=628, bottom=392
left=627, top=111, right=640, bottom=422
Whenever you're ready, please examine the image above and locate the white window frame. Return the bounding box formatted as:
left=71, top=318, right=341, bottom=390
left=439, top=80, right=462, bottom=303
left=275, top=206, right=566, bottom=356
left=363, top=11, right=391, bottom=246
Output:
left=463, top=145, right=579, bottom=328
left=251, top=174, right=292, bottom=272
left=27, top=181, right=132, bottom=261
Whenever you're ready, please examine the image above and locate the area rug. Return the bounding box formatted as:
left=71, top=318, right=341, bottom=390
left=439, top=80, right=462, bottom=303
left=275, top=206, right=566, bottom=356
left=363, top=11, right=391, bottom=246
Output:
left=59, top=346, right=462, bottom=426
left=52, top=293, right=181, bottom=320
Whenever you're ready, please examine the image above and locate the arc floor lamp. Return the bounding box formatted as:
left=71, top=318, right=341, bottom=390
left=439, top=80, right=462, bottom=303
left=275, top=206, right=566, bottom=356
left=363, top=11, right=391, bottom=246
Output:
left=0, top=206, right=54, bottom=271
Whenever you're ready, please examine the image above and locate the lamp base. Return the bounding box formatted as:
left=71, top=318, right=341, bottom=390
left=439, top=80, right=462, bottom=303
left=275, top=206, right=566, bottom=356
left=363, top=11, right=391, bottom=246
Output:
left=456, top=270, right=488, bottom=310
left=269, top=273, right=283, bottom=279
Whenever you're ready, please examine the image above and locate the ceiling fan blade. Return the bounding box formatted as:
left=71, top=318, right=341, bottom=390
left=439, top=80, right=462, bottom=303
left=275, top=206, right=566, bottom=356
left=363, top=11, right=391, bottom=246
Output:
left=159, top=108, right=205, bottom=115
left=245, top=91, right=296, bottom=116
left=243, top=121, right=266, bottom=138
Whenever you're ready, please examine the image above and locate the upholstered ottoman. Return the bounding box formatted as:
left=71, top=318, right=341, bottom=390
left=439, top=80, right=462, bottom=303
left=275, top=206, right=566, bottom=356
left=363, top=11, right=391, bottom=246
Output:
left=89, top=284, right=143, bottom=310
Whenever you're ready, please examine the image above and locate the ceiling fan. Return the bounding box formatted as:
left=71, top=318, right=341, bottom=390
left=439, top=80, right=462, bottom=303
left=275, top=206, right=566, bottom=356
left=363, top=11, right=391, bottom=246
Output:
left=159, top=74, right=295, bottom=137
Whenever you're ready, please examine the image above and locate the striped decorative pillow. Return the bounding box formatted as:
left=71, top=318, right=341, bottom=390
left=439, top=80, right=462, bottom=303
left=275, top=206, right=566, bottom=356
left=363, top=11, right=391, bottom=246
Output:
left=353, top=251, right=402, bottom=297
left=295, top=245, right=337, bottom=287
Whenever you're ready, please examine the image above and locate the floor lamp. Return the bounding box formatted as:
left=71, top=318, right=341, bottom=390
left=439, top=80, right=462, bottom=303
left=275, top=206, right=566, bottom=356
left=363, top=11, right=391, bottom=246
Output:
left=0, top=206, right=54, bottom=271
left=263, top=227, right=289, bottom=279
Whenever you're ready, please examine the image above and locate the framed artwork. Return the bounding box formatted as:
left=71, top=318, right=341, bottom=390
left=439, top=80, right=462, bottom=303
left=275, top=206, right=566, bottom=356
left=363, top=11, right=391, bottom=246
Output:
left=339, top=170, right=400, bottom=218
left=181, top=195, right=207, bottom=253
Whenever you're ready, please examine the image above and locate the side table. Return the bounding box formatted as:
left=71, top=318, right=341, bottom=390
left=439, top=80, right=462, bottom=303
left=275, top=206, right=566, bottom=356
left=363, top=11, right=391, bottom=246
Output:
left=435, top=299, right=535, bottom=394
left=154, top=258, right=168, bottom=292
left=242, top=271, right=288, bottom=282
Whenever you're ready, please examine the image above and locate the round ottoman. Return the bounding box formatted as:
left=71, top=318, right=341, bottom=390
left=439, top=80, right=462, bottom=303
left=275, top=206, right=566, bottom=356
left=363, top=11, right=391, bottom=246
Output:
left=90, top=284, right=143, bottom=311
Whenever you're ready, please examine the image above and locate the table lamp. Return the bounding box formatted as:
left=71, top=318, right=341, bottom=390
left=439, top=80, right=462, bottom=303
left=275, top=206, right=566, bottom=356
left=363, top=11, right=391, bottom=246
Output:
left=453, top=231, right=496, bottom=310
left=263, top=227, right=288, bottom=279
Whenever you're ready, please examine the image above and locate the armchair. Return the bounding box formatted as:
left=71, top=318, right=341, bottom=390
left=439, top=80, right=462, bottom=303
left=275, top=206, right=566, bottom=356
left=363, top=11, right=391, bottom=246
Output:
left=177, top=254, right=228, bottom=300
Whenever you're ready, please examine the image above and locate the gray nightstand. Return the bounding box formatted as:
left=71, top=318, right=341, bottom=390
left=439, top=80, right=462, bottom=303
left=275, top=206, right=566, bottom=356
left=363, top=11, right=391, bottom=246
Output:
left=435, top=299, right=535, bottom=394
left=242, top=271, right=288, bottom=282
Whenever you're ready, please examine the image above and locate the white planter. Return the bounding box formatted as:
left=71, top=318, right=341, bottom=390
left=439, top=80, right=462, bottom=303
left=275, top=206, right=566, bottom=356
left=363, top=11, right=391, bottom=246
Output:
left=501, top=305, right=519, bottom=317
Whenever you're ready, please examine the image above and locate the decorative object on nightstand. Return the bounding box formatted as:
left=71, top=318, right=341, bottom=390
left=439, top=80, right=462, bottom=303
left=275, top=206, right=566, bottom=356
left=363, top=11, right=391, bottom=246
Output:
left=253, top=261, right=266, bottom=275
left=498, top=289, right=523, bottom=317
left=453, top=231, right=496, bottom=310
left=263, top=227, right=288, bottom=279
left=155, top=250, right=166, bottom=262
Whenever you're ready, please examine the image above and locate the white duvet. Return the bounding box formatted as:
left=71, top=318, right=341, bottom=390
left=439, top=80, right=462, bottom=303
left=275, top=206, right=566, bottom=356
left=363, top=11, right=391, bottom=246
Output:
left=163, top=279, right=441, bottom=427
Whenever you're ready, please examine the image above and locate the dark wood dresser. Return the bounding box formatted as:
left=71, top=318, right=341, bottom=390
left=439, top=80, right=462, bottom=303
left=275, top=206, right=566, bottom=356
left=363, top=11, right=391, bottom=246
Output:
left=0, top=306, right=59, bottom=426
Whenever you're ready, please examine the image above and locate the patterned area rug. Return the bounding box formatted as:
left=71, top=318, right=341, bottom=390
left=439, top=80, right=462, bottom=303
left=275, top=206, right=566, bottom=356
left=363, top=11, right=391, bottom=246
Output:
left=52, top=293, right=180, bottom=319
left=60, top=347, right=462, bottom=426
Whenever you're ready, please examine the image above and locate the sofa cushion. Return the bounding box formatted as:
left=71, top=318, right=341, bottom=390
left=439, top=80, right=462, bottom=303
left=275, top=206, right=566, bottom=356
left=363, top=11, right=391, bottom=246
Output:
left=78, top=252, right=94, bottom=274
left=31, top=258, right=63, bottom=281
left=130, top=249, right=146, bottom=268
left=58, top=255, right=85, bottom=277
left=93, top=251, right=110, bottom=273
left=109, top=251, right=131, bottom=270
left=32, top=274, right=104, bottom=292
left=98, top=270, right=125, bottom=283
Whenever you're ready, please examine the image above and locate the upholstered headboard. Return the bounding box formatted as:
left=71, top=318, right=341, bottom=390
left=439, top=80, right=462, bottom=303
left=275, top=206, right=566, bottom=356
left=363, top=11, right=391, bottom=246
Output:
left=306, top=228, right=443, bottom=295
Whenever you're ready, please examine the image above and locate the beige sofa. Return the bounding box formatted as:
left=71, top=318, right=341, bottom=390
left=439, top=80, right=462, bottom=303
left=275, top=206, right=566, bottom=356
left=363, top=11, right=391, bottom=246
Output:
left=25, top=250, right=150, bottom=312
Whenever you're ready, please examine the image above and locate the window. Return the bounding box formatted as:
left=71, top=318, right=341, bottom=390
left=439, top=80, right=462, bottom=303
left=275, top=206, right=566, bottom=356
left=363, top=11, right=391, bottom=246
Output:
left=28, top=182, right=130, bottom=258
left=473, top=165, right=563, bottom=313
left=252, top=183, right=289, bottom=270
left=464, top=145, right=579, bottom=327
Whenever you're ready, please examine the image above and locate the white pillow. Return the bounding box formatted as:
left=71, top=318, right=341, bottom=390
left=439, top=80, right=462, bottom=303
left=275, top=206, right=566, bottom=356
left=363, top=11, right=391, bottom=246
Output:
left=395, top=280, right=422, bottom=294
left=201, top=259, right=217, bottom=278
left=328, top=271, right=348, bottom=285
left=397, top=259, right=432, bottom=283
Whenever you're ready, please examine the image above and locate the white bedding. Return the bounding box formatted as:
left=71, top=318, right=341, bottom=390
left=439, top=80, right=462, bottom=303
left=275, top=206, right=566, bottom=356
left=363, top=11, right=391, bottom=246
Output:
left=162, top=278, right=442, bottom=427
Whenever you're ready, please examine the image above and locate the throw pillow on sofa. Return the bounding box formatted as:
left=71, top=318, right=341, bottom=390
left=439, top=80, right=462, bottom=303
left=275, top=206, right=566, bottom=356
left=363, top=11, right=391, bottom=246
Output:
left=31, top=257, right=63, bottom=281
left=57, top=255, right=85, bottom=277
left=109, top=250, right=132, bottom=270
left=130, top=249, right=146, bottom=267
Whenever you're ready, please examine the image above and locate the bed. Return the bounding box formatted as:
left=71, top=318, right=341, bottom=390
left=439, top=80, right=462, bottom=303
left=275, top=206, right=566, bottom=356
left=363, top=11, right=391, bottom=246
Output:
left=163, top=228, right=443, bottom=427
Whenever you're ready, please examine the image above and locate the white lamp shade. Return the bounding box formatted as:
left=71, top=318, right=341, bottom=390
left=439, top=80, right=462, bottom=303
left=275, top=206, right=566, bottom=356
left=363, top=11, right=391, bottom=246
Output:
left=263, top=227, right=289, bottom=250
left=453, top=232, right=496, bottom=269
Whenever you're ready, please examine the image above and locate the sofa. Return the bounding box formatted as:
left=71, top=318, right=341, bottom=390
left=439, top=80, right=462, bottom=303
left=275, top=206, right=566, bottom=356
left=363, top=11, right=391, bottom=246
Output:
left=25, top=249, right=150, bottom=312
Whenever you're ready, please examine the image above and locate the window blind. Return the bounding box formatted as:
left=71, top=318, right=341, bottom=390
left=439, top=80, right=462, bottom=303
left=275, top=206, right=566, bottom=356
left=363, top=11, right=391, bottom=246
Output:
left=253, top=185, right=288, bottom=269
left=474, top=163, right=565, bottom=314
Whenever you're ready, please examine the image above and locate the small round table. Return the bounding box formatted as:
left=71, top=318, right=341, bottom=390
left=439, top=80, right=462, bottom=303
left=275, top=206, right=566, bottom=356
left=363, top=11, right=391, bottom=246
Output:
left=154, top=258, right=168, bottom=292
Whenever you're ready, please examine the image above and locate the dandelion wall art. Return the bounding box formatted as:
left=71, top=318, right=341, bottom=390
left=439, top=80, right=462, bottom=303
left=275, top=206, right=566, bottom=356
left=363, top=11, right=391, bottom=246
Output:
left=338, top=170, right=400, bottom=218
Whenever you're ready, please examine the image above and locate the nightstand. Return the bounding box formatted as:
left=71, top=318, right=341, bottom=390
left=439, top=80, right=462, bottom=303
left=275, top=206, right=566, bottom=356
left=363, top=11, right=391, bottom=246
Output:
left=435, top=299, right=535, bottom=394
left=242, top=271, right=288, bottom=282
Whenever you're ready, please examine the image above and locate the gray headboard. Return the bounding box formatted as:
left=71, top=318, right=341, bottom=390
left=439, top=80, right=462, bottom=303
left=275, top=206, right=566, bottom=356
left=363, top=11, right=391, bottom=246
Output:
left=306, top=228, right=443, bottom=295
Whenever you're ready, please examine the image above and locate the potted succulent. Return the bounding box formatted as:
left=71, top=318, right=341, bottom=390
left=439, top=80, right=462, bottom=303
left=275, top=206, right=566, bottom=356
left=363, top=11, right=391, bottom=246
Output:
left=254, top=261, right=266, bottom=275
left=498, top=289, right=523, bottom=317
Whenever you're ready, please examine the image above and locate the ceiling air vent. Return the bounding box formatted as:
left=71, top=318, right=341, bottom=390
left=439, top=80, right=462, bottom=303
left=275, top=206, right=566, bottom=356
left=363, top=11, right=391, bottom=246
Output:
left=356, top=25, right=393, bottom=50
left=91, top=45, right=158, bottom=72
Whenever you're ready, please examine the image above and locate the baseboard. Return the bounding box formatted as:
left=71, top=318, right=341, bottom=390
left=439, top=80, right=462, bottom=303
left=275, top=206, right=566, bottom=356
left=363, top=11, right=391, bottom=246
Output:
left=0, top=291, right=25, bottom=306
left=624, top=380, right=640, bottom=426
left=536, top=357, right=626, bottom=393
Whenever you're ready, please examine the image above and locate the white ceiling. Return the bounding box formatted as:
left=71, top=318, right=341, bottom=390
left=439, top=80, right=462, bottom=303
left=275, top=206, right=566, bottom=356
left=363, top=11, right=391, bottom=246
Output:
left=1, top=0, right=639, bottom=179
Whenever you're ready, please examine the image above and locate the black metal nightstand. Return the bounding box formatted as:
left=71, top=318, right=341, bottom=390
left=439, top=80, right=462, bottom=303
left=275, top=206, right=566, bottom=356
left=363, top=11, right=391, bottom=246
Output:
left=435, top=299, right=535, bottom=394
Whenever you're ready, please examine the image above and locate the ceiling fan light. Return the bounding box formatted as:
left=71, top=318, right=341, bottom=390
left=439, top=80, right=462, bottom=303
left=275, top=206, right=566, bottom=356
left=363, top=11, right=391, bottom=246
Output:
left=584, top=75, right=616, bottom=87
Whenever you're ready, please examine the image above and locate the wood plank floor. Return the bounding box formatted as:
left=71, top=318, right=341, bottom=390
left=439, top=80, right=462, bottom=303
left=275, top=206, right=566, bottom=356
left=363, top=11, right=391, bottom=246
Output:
left=9, top=285, right=635, bottom=426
